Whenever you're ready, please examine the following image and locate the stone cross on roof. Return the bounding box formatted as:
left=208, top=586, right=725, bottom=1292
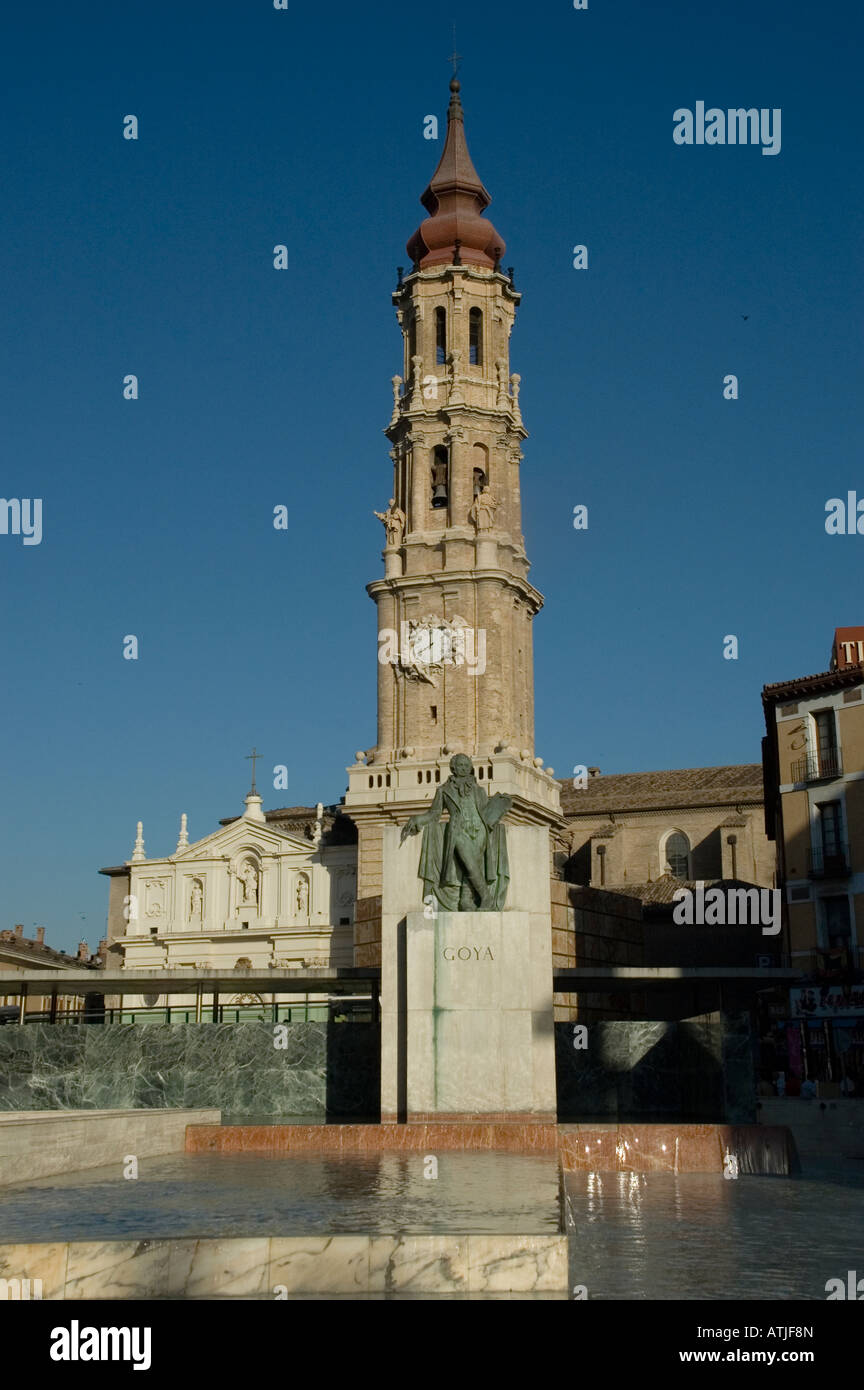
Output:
left=245, top=746, right=261, bottom=794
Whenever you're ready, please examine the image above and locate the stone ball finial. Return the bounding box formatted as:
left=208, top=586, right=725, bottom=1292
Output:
left=354, top=751, right=366, bottom=765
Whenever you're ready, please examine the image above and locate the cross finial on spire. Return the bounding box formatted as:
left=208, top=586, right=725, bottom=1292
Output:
left=449, top=22, right=461, bottom=79
left=245, top=746, right=260, bottom=794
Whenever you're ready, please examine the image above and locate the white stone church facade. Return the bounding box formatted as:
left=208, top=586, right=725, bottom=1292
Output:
left=107, top=789, right=356, bottom=1013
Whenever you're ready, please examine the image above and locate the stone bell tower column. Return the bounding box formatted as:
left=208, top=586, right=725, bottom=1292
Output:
left=345, top=79, right=563, bottom=947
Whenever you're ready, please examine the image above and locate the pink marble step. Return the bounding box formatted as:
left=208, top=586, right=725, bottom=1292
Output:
left=185, top=1121, right=798, bottom=1173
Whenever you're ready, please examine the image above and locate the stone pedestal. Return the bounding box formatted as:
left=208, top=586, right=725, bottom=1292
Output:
left=383, top=548, right=402, bottom=578
left=475, top=535, right=498, bottom=568
left=382, top=906, right=556, bottom=1122
left=379, top=822, right=556, bottom=1121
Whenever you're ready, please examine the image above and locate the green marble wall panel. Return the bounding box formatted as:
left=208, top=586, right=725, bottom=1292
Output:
left=555, top=1016, right=749, bottom=1122
left=0, top=1023, right=380, bottom=1119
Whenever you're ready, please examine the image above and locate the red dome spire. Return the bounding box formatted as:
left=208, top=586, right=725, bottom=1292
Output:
left=407, top=79, right=505, bottom=270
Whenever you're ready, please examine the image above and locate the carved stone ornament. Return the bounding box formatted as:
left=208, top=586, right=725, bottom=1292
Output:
left=144, top=880, right=166, bottom=918
left=397, top=614, right=474, bottom=687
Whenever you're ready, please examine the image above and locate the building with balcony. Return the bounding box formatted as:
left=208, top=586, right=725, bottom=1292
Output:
left=761, top=628, right=864, bottom=1092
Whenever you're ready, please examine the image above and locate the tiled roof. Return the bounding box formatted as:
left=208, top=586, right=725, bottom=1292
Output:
left=762, top=664, right=864, bottom=702
left=0, top=934, right=98, bottom=969
left=220, top=804, right=318, bottom=826
left=606, top=875, right=705, bottom=904
left=559, top=764, right=764, bottom=816
left=608, top=875, right=761, bottom=906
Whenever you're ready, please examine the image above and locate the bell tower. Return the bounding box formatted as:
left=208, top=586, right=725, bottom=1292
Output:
left=346, top=79, right=562, bottom=921
left=376, top=75, right=538, bottom=761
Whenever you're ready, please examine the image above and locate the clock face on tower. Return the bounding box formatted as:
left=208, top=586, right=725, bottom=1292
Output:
left=409, top=623, right=450, bottom=668
left=404, top=617, right=471, bottom=675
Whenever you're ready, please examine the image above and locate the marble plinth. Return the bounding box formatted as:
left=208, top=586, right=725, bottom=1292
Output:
left=0, top=1233, right=568, bottom=1298
left=381, top=908, right=556, bottom=1121
left=0, top=1108, right=220, bottom=1185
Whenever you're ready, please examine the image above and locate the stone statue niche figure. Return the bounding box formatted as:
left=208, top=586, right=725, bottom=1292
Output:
left=400, top=753, right=512, bottom=911
left=240, top=861, right=258, bottom=905
left=296, top=874, right=310, bottom=917
left=189, top=880, right=203, bottom=919
left=373, top=498, right=406, bottom=549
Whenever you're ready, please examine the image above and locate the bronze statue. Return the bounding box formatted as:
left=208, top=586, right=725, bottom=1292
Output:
left=400, top=753, right=511, bottom=911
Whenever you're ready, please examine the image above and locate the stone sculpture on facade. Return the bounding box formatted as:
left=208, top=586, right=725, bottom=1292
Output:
left=240, top=861, right=258, bottom=905
left=189, top=879, right=203, bottom=920
left=296, top=874, right=310, bottom=917
left=395, top=615, right=477, bottom=686
left=373, top=498, right=406, bottom=548
left=469, top=484, right=498, bottom=532
left=400, top=753, right=512, bottom=910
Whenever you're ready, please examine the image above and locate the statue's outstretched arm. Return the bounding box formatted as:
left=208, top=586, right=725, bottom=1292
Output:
left=400, top=786, right=445, bottom=844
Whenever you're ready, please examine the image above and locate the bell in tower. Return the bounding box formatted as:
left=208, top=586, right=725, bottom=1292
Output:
left=431, top=450, right=449, bottom=509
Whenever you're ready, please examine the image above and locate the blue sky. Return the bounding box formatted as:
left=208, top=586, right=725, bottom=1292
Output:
left=1, top=0, right=862, bottom=949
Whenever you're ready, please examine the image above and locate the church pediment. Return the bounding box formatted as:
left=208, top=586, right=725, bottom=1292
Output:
left=174, top=818, right=314, bottom=863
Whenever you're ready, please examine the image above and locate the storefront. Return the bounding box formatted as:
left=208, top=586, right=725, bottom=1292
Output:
left=760, top=987, right=864, bottom=1095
